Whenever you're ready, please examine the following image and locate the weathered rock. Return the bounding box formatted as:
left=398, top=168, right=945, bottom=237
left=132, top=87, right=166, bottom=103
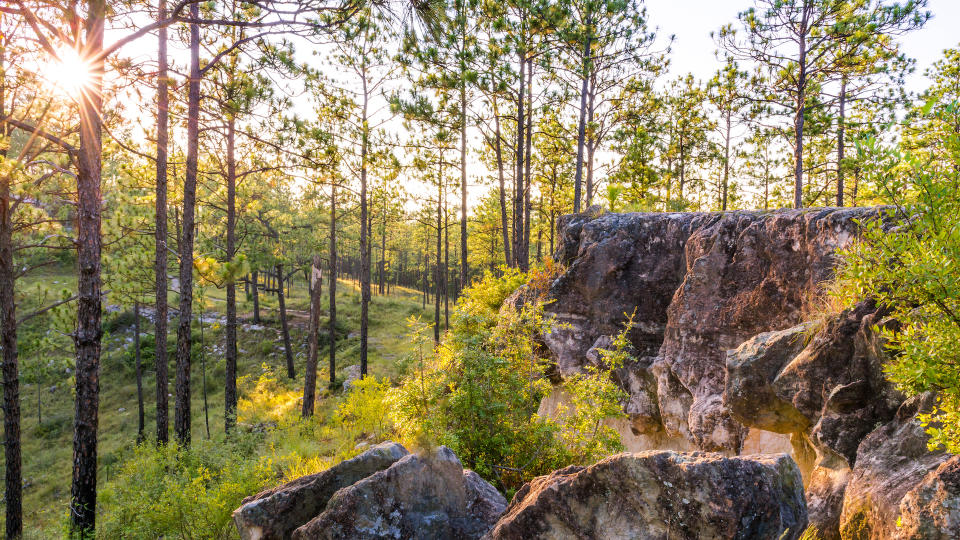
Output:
left=897, top=455, right=960, bottom=539
left=544, top=207, right=889, bottom=453
left=725, top=323, right=813, bottom=434
left=839, top=393, right=950, bottom=539
left=293, top=446, right=506, bottom=539
left=233, top=442, right=408, bottom=540
left=341, top=364, right=361, bottom=391
left=484, top=451, right=808, bottom=540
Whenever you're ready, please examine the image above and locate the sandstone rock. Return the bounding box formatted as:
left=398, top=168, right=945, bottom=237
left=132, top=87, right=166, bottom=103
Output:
left=233, top=442, right=408, bottom=540
left=544, top=207, right=889, bottom=453
left=897, top=455, right=960, bottom=539
left=484, top=451, right=807, bottom=540
left=725, top=323, right=813, bottom=434
left=839, top=393, right=950, bottom=539
left=293, top=446, right=506, bottom=539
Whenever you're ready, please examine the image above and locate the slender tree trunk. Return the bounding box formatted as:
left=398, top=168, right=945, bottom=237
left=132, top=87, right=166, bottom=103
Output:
left=521, top=59, right=533, bottom=272
left=198, top=306, right=209, bottom=439
left=251, top=270, right=261, bottom=324
left=493, top=100, right=511, bottom=266
left=0, top=89, right=22, bottom=537
left=793, top=7, right=809, bottom=210
left=434, top=168, right=442, bottom=344
left=328, top=184, right=338, bottom=388
left=70, top=2, right=106, bottom=532
left=224, top=117, right=237, bottom=433
left=722, top=111, right=731, bottom=211
left=359, top=77, right=370, bottom=378
left=444, top=193, right=450, bottom=330
left=573, top=18, right=591, bottom=213
left=836, top=76, right=847, bottom=207
left=174, top=0, right=201, bottom=446
left=513, top=48, right=526, bottom=269
left=276, top=264, right=295, bottom=379
left=303, top=256, right=322, bottom=417
left=154, top=0, right=170, bottom=447
left=134, top=302, right=144, bottom=443
left=379, top=208, right=386, bottom=295
left=584, top=75, right=596, bottom=206
left=459, top=21, right=469, bottom=291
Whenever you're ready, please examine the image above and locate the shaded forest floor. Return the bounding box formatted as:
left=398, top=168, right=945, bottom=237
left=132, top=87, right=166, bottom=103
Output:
left=6, top=267, right=434, bottom=536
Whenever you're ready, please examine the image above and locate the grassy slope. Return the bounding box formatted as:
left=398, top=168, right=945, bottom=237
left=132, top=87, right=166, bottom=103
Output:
left=5, top=269, right=434, bottom=536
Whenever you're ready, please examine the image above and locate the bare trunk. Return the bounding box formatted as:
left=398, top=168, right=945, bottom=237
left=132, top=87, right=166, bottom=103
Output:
left=1, top=86, right=22, bottom=537
left=71, top=1, right=106, bottom=532
left=573, top=18, right=591, bottom=213
left=328, top=185, right=337, bottom=388
left=174, top=0, right=201, bottom=446
left=359, top=79, right=370, bottom=378
left=493, top=100, right=511, bottom=266
left=722, top=111, right=731, bottom=211
left=251, top=270, right=261, bottom=323
left=459, top=19, right=469, bottom=291
left=513, top=46, right=526, bottom=269
left=224, top=117, right=237, bottom=433
left=584, top=74, right=596, bottom=206
left=277, top=264, right=295, bottom=379
left=154, top=0, right=170, bottom=446
left=434, top=168, right=442, bottom=344
left=836, top=76, right=847, bottom=207
left=793, top=7, right=809, bottom=210
left=303, top=256, right=322, bottom=416
left=521, top=59, right=533, bottom=272
left=134, top=302, right=144, bottom=443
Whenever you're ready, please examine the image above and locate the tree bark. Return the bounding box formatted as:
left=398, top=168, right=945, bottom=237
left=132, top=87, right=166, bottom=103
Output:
left=328, top=184, right=337, bottom=388
left=224, top=116, right=237, bottom=433
left=276, top=263, right=295, bottom=379
left=459, top=17, right=469, bottom=292
left=836, top=76, right=847, bottom=207
left=434, top=167, right=442, bottom=344
left=303, top=256, right=322, bottom=417
left=174, top=0, right=201, bottom=446
left=584, top=73, right=596, bottom=206
left=521, top=59, right=533, bottom=272
left=573, top=27, right=590, bottom=214
left=134, top=302, right=144, bottom=443
left=359, top=71, right=370, bottom=378
left=154, top=0, right=170, bottom=447
left=251, top=270, right=261, bottom=324
left=1, top=69, right=22, bottom=536
left=70, top=2, right=106, bottom=533
left=512, top=47, right=526, bottom=269
left=722, top=111, right=731, bottom=211
left=493, top=98, right=511, bottom=267
left=793, top=5, right=810, bottom=210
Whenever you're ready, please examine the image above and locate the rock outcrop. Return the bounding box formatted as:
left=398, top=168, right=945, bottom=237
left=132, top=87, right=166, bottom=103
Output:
left=540, top=207, right=957, bottom=539
left=234, top=443, right=506, bottom=540
left=234, top=442, right=409, bottom=540
left=485, top=451, right=808, bottom=540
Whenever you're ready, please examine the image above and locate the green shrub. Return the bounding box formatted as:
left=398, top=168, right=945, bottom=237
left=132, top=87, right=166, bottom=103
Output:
left=391, top=267, right=626, bottom=493
left=97, top=438, right=272, bottom=539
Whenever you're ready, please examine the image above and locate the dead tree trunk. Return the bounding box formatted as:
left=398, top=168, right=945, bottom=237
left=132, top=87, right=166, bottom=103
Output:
left=303, top=256, right=322, bottom=417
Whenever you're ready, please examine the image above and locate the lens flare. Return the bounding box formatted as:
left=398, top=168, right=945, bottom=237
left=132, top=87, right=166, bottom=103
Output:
left=41, top=47, right=94, bottom=98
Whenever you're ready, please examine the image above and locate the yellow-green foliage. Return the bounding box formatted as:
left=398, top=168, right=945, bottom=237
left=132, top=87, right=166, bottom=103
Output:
left=97, top=439, right=272, bottom=539
left=391, top=267, right=627, bottom=492
left=335, top=376, right=394, bottom=440
left=833, top=101, right=960, bottom=452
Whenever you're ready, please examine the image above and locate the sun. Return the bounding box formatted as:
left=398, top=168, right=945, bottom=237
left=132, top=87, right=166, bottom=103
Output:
left=41, top=47, right=94, bottom=98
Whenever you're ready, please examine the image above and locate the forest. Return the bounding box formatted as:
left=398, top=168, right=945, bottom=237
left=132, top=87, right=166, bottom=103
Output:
left=1, top=0, right=959, bottom=538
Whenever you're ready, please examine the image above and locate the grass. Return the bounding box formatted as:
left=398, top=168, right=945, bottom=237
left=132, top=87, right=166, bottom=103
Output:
left=3, top=266, right=435, bottom=537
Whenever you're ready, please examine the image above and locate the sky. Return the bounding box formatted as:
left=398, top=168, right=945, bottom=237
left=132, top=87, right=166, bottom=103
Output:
left=644, top=0, right=960, bottom=93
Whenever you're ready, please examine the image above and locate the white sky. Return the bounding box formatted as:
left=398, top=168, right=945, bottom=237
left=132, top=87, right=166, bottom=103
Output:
left=644, top=0, right=960, bottom=92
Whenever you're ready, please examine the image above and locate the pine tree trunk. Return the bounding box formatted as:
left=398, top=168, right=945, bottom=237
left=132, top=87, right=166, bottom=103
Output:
left=1, top=88, right=22, bottom=537
left=793, top=6, right=810, bottom=210
left=492, top=99, right=511, bottom=267
left=276, top=264, right=295, bottom=379
left=359, top=75, right=370, bottom=378
left=71, top=1, right=106, bottom=532
left=584, top=74, right=596, bottom=207
left=154, top=0, right=170, bottom=447
left=434, top=171, right=442, bottom=344
left=174, top=0, right=201, bottom=447
left=513, top=48, right=526, bottom=269
left=836, top=76, right=847, bottom=207
left=459, top=20, right=469, bottom=291
left=303, top=256, right=322, bottom=417
left=573, top=28, right=590, bottom=214
left=224, top=117, right=237, bottom=433
left=521, top=60, right=533, bottom=271
left=251, top=270, right=261, bottom=324
left=444, top=194, right=450, bottom=330
left=134, top=302, right=144, bottom=443
left=328, top=185, right=338, bottom=388
left=722, top=111, right=731, bottom=211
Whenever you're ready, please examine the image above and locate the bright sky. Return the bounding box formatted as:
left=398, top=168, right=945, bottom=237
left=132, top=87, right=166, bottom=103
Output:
left=644, top=0, right=960, bottom=93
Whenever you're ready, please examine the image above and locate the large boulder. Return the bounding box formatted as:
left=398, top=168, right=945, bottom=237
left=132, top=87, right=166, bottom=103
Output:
left=293, top=446, right=507, bottom=539
left=484, top=451, right=808, bottom=540
left=543, top=207, right=888, bottom=453
left=897, top=455, right=960, bottom=539
left=233, top=442, right=408, bottom=540
left=839, top=393, right=951, bottom=539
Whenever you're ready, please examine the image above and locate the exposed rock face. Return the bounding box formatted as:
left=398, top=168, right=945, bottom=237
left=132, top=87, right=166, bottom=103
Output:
left=897, top=455, right=960, bottom=539
left=293, top=446, right=506, bottom=540
left=545, top=207, right=886, bottom=452
left=233, top=442, right=408, bottom=540
left=839, top=393, right=951, bottom=539
left=484, top=451, right=808, bottom=540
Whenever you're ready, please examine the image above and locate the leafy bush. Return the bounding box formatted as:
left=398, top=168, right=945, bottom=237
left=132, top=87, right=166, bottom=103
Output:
left=97, top=438, right=272, bottom=539
left=834, top=101, right=960, bottom=452
left=391, top=268, right=626, bottom=493
left=335, top=376, right=394, bottom=441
